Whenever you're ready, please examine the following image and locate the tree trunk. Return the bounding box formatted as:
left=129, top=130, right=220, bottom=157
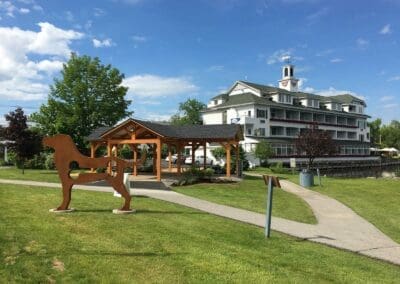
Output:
left=22, top=159, right=25, bottom=175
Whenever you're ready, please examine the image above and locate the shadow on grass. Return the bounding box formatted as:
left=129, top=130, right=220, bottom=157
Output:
left=75, top=250, right=186, bottom=257
left=72, top=208, right=206, bottom=215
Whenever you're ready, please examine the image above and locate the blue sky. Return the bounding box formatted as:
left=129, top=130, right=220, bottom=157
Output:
left=0, top=0, right=399, bottom=125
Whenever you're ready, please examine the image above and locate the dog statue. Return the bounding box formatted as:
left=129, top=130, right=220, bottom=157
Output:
left=43, top=134, right=138, bottom=213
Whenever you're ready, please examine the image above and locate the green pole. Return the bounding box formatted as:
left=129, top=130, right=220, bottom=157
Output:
left=265, top=178, right=274, bottom=238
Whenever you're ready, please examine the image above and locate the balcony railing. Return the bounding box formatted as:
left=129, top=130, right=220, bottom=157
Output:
left=270, top=118, right=358, bottom=128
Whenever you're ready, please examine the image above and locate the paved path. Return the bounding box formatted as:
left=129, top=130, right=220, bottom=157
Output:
left=1, top=177, right=399, bottom=265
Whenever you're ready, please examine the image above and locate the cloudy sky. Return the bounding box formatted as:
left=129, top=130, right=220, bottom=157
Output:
left=0, top=0, right=399, bottom=125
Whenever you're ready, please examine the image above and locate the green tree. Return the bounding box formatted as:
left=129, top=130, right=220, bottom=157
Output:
left=294, top=123, right=337, bottom=170
left=171, top=98, right=206, bottom=125
left=368, top=118, right=382, bottom=146
left=31, top=53, right=132, bottom=151
left=253, top=140, right=274, bottom=166
left=3, top=108, right=42, bottom=174
left=381, top=120, right=400, bottom=149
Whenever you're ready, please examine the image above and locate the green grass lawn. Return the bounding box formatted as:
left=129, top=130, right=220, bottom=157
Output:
left=1, top=184, right=399, bottom=283
left=247, top=167, right=400, bottom=243
left=0, top=167, right=60, bottom=183
left=173, top=175, right=317, bottom=224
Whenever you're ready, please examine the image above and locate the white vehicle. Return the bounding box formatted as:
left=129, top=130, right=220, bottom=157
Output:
left=185, top=155, right=213, bottom=165
left=165, top=154, right=178, bottom=163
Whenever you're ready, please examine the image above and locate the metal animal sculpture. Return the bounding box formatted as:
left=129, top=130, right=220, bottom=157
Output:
left=43, top=134, right=135, bottom=212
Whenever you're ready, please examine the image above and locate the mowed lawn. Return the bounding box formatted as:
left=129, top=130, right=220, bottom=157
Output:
left=173, top=175, right=317, bottom=224
left=247, top=167, right=400, bottom=243
left=0, top=168, right=60, bottom=183
left=1, top=185, right=400, bottom=283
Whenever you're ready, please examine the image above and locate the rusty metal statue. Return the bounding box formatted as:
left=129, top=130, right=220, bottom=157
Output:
left=43, top=134, right=143, bottom=213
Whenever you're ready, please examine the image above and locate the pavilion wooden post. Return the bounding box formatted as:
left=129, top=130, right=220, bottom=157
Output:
left=225, top=143, right=231, bottom=178
left=156, top=139, right=162, bottom=181
left=203, top=142, right=207, bottom=169
left=90, top=143, right=95, bottom=172
left=168, top=144, right=172, bottom=172
left=152, top=144, right=156, bottom=175
left=107, top=141, right=112, bottom=174
left=177, top=143, right=182, bottom=175
left=132, top=145, right=138, bottom=176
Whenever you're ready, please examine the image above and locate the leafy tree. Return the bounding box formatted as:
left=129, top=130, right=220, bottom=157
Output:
left=31, top=53, right=132, bottom=151
left=294, top=123, right=337, bottom=170
left=368, top=118, right=382, bottom=146
left=253, top=140, right=273, bottom=166
left=3, top=108, right=42, bottom=174
left=171, top=98, right=206, bottom=125
left=380, top=120, right=400, bottom=149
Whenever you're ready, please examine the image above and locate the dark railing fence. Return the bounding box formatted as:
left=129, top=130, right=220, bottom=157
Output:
left=288, top=158, right=400, bottom=178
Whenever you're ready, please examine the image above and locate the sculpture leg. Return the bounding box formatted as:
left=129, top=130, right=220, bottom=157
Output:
left=57, top=182, right=73, bottom=211
left=109, top=177, right=131, bottom=211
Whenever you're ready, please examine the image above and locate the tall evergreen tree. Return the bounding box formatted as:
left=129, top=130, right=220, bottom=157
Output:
left=32, top=53, right=132, bottom=151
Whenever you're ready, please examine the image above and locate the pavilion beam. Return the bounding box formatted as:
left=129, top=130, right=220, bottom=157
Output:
left=90, top=143, right=95, bottom=172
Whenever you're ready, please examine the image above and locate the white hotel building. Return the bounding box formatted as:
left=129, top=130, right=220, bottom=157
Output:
left=202, top=64, right=371, bottom=167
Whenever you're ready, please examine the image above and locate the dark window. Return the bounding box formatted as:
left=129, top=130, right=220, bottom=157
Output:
left=248, top=110, right=251, bottom=117
left=222, top=111, right=227, bottom=124
left=290, top=67, right=293, bottom=77
left=256, top=109, right=266, bottom=118
left=284, top=68, right=288, bottom=77
left=247, top=128, right=252, bottom=135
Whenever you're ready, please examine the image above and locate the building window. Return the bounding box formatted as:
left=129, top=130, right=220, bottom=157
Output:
left=247, top=128, right=252, bottom=135
left=248, top=110, right=251, bottom=117
left=284, top=68, right=288, bottom=77
left=258, top=128, right=265, bottom=136
left=256, top=109, right=267, bottom=118
left=222, top=111, right=227, bottom=124
left=290, top=67, right=293, bottom=77
left=214, top=99, right=218, bottom=105
left=286, top=127, right=299, bottom=136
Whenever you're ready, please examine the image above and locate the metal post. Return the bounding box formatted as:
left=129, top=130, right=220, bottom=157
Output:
left=265, top=177, right=274, bottom=238
left=317, top=168, right=322, bottom=186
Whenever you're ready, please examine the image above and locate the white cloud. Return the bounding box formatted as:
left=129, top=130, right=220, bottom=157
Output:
left=29, top=22, right=83, bottom=57
left=19, top=7, right=29, bottom=14
left=207, top=65, right=224, bottom=72
left=383, top=103, right=398, bottom=109
left=124, top=74, right=199, bottom=98
left=387, top=75, right=400, bottom=81
left=306, top=7, right=329, bottom=23
left=0, top=22, right=83, bottom=101
left=316, top=87, right=365, bottom=100
left=132, top=35, right=147, bottom=42
left=94, top=7, right=105, bottom=17
left=330, top=58, right=343, bottom=63
left=93, top=38, right=114, bottom=48
left=356, top=38, right=369, bottom=48
left=316, top=49, right=334, bottom=57
left=298, top=77, right=307, bottom=89
left=380, top=24, right=391, bottom=35
left=380, top=96, right=394, bottom=102
left=140, top=113, right=172, bottom=122
left=267, top=49, right=303, bottom=65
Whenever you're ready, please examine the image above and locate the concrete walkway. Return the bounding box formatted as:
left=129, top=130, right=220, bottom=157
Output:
left=1, top=177, right=399, bottom=265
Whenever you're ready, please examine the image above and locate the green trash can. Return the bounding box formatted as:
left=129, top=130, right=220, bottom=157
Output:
left=300, top=170, right=314, bottom=187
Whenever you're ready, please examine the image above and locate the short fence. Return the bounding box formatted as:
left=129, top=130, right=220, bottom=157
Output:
left=290, top=158, right=400, bottom=178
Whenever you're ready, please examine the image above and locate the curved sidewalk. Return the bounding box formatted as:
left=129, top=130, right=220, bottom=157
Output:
left=0, top=178, right=399, bottom=265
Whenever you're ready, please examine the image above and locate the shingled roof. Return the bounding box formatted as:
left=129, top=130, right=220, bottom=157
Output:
left=87, top=118, right=242, bottom=141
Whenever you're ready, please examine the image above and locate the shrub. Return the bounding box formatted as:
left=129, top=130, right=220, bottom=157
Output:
left=270, top=162, right=291, bottom=174
left=45, top=153, right=55, bottom=170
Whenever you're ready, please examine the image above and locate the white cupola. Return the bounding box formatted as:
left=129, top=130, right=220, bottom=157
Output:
left=278, top=64, right=299, bottom=92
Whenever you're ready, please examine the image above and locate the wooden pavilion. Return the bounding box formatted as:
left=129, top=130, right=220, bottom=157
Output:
left=87, top=118, right=243, bottom=181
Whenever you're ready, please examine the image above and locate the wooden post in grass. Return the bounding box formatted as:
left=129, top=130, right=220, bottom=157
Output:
left=263, top=175, right=281, bottom=238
